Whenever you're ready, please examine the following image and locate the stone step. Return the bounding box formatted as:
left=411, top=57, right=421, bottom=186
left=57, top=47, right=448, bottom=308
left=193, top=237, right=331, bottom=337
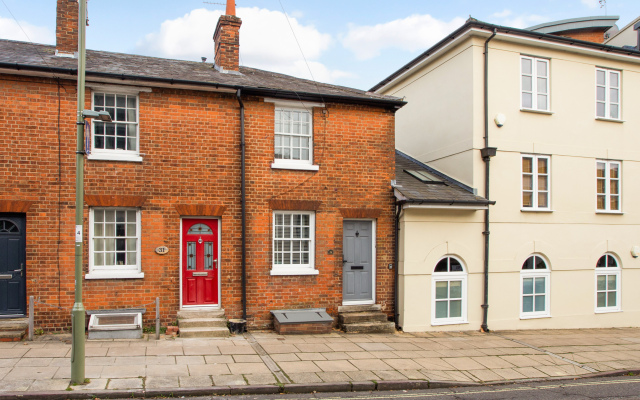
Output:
left=178, top=327, right=230, bottom=338
left=178, top=318, right=228, bottom=329
left=0, top=330, right=26, bottom=342
left=342, top=322, right=396, bottom=334
left=339, top=311, right=388, bottom=324
left=177, top=310, right=225, bottom=319
left=337, top=304, right=381, bottom=313
left=0, top=322, right=28, bottom=331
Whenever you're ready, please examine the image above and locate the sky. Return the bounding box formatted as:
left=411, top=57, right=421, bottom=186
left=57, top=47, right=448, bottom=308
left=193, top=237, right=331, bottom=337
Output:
left=0, top=0, right=638, bottom=90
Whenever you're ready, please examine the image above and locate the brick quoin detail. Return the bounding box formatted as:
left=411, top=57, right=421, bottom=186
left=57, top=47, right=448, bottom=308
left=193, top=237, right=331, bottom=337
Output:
left=56, top=0, right=78, bottom=54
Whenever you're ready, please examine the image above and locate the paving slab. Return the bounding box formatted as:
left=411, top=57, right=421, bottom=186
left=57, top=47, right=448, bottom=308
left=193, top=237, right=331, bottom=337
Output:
left=188, top=363, right=231, bottom=376
left=101, top=364, right=145, bottom=378
left=374, top=370, right=407, bottom=380
left=466, top=369, right=504, bottom=382
left=383, top=358, right=424, bottom=370
left=278, top=361, right=322, bottom=374
left=245, top=373, right=278, bottom=385
left=228, top=362, right=271, bottom=375
left=108, top=377, right=143, bottom=390
left=146, top=376, right=180, bottom=388
left=68, top=378, right=109, bottom=391
left=286, top=372, right=322, bottom=384
left=0, top=379, right=33, bottom=391
left=179, top=376, right=213, bottom=387
left=204, top=355, right=235, bottom=364
left=315, top=360, right=360, bottom=372
left=146, top=364, right=190, bottom=377
left=213, top=374, right=246, bottom=386
left=3, top=366, right=58, bottom=380
left=176, top=355, right=205, bottom=365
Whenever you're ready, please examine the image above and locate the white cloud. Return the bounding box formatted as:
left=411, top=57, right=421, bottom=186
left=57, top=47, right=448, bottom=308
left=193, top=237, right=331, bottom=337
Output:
left=136, top=7, right=348, bottom=83
left=488, top=11, right=547, bottom=29
left=342, top=14, right=466, bottom=60
left=492, top=9, right=512, bottom=18
left=581, top=0, right=601, bottom=9
left=0, top=16, right=53, bottom=44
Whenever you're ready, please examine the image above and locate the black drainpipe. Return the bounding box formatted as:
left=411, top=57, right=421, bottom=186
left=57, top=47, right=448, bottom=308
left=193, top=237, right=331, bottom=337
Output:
left=393, top=201, right=402, bottom=329
left=236, top=89, right=247, bottom=321
left=481, top=29, right=497, bottom=333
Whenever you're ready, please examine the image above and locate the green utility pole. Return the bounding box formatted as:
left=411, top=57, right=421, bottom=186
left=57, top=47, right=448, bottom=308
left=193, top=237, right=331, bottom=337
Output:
left=71, top=0, right=87, bottom=385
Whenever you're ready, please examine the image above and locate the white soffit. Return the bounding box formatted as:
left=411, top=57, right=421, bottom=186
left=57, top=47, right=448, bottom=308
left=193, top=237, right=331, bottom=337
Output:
left=376, top=27, right=640, bottom=93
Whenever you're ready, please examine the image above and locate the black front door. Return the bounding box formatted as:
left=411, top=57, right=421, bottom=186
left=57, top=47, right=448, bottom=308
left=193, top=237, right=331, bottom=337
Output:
left=0, top=214, right=26, bottom=316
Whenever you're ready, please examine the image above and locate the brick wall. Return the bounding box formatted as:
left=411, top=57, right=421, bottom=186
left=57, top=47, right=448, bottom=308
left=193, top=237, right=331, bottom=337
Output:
left=1, top=73, right=397, bottom=332
left=555, top=28, right=607, bottom=44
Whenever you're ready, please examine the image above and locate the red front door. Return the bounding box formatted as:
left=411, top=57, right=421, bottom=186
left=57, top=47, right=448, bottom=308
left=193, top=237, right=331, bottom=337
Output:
left=182, top=219, right=219, bottom=306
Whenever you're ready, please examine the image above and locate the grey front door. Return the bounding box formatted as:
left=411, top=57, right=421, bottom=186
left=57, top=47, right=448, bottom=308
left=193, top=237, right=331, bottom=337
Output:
left=0, top=214, right=26, bottom=316
left=342, top=220, right=373, bottom=303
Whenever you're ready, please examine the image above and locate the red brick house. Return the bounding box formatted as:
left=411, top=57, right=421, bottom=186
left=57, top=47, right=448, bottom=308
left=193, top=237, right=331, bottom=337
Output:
left=0, top=0, right=404, bottom=333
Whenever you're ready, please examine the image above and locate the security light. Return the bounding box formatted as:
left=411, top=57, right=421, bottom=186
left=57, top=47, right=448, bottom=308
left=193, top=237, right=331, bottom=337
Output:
left=82, top=110, right=112, bottom=122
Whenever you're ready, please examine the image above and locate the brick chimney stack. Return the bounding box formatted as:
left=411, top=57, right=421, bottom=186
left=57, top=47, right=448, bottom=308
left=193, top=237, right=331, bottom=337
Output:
left=213, top=0, right=242, bottom=73
left=56, top=0, right=79, bottom=56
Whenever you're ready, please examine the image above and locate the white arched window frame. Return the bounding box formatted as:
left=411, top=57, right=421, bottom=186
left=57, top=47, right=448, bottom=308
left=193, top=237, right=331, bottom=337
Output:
left=431, top=256, right=468, bottom=326
left=520, top=254, right=551, bottom=319
left=595, top=253, right=621, bottom=313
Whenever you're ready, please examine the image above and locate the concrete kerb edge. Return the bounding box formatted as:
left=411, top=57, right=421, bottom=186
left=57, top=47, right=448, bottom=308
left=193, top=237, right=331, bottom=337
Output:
left=2, top=371, right=639, bottom=399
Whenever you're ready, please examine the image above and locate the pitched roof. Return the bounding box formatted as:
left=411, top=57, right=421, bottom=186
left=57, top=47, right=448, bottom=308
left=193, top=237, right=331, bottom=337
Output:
left=371, top=19, right=640, bottom=92
left=394, top=150, right=492, bottom=206
left=0, top=39, right=404, bottom=108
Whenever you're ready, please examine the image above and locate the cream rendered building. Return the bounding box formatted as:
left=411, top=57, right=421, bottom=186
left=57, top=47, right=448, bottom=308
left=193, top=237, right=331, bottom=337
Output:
left=374, top=19, right=640, bottom=332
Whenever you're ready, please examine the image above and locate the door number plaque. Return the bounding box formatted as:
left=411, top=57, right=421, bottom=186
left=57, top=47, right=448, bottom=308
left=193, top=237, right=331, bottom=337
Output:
left=155, top=246, right=169, bottom=255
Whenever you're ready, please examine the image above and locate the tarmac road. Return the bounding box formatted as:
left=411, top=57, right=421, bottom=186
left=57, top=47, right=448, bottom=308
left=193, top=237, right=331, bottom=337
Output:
left=133, top=376, right=640, bottom=400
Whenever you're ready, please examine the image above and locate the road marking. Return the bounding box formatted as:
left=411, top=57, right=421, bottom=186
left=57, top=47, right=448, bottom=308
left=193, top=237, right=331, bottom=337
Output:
left=245, top=332, right=291, bottom=384
left=493, top=333, right=598, bottom=373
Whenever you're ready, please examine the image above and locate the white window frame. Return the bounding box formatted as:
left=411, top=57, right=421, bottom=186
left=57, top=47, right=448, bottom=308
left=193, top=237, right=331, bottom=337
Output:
left=86, top=207, right=143, bottom=279
left=595, top=68, right=621, bottom=120
left=595, top=253, right=621, bottom=313
left=88, top=86, right=143, bottom=162
left=520, top=255, right=550, bottom=319
left=596, top=160, right=621, bottom=213
left=271, top=211, right=318, bottom=276
left=431, top=256, right=468, bottom=326
left=520, top=56, right=550, bottom=112
left=521, top=154, right=551, bottom=211
left=266, top=98, right=321, bottom=171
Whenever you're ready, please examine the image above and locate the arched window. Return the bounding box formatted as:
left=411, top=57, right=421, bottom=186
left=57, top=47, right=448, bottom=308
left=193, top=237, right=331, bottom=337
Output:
left=0, top=220, right=19, bottom=234
left=595, top=254, right=621, bottom=312
left=520, top=255, right=550, bottom=318
left=432, top=256, right=467, bottom=325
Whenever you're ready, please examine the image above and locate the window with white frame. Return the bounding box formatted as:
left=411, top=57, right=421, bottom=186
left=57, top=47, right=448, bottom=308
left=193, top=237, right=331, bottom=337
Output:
left=596, top=68, right=621, bottom=120
left=520, top=255, right=550, bottom=319
left=271, top=211, right=317, bottom=275
left=595, top=253, right=621, bottom=312
left=522, top=155, right=550, bottom=210
left=521, top=56, right=549, bottom=111
left=91, top=92, right=139, bottom=160
left=431, top=256, right=467, bottom=325
left=87, top=208, right=142, bottom=279
left=274, top=108, right=312, bottom=165
left=596, top=160, right=621, bottom=212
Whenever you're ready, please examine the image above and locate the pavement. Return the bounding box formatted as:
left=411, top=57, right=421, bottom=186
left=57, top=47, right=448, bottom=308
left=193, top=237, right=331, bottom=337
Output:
left=0, top=327, right=639, bottom=399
